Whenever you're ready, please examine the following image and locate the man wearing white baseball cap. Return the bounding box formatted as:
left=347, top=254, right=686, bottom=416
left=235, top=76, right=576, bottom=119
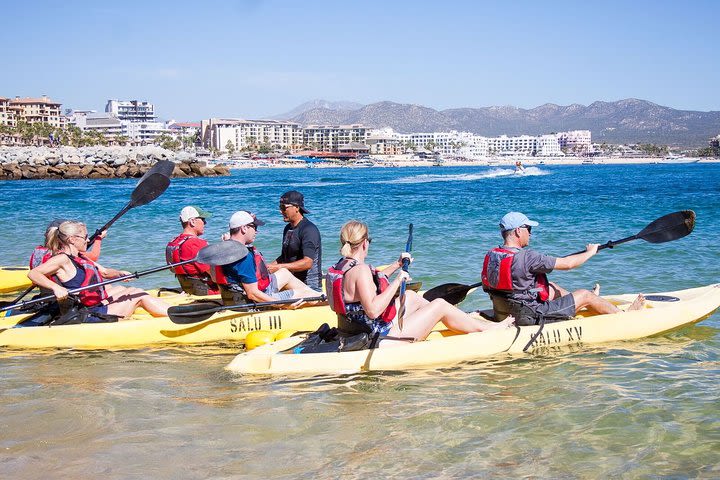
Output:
left=481, top=211, right=644, bottom=324
left=165, top=205, right=218, bottom=295
left=213, top=210, right=320, bottom=305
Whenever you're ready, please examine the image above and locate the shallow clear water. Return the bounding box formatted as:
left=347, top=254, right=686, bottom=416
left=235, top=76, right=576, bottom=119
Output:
left=1, top=163, right=719, bottom=477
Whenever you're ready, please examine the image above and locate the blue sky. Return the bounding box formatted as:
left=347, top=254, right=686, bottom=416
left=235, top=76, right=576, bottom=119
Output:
left=1, top=0, right=718, bottom=120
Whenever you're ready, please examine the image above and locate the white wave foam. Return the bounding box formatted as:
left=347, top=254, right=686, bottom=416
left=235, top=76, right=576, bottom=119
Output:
left=374, top=167, right=549, bottom=184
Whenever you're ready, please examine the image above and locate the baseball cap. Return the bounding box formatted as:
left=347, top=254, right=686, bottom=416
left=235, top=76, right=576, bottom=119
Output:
left=280, top=190, right=310, bottom=214
left=180, top=206, right=212, bottom=222
left=499, top=212, right=539, bottom=231
left=229, top=210, right=266, bottom=229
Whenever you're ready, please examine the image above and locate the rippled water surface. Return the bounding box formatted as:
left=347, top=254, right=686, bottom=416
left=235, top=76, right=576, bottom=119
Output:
left=1, top=164, right=719, bottom=478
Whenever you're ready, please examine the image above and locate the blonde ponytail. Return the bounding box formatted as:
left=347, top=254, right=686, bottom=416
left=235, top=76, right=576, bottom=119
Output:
left=48, top=220, right=86, bottom=253
left=339, top=220, right=369, bottom=256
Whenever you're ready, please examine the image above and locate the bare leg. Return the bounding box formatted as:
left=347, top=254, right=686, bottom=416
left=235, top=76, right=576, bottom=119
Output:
left=105, top=286, right=170, bottom=318
left=272, top=268, right=323, bottom=304
left=572, top=289, right=620, bottom=315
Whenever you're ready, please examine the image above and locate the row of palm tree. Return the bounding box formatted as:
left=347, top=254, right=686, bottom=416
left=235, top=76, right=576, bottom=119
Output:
left=0, top=122, right=198, bottom=150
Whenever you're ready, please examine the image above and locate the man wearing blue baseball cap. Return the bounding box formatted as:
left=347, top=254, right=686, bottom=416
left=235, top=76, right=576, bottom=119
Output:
left=481, top=212, right=644, bottom=324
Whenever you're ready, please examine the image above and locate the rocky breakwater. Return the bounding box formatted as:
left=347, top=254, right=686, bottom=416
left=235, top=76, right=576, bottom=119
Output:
left=0, top=146, right=230, bottom=180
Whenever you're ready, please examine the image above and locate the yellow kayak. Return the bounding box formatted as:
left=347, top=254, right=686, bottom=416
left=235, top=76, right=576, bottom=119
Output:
left=226, top=284, right=720, bottom=375
left=0, top=286, right=336, bottom=349
left=0, top=266, right=32, bottom=293
left=0, top=301, right=336, bottom=350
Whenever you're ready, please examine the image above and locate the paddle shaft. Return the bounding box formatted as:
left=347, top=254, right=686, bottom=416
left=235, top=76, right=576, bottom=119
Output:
left=169, top=295, right=327, bottom=323
left=397, top=223, right=414, bottom=329
left=0, top=257, right=195, bottom=313
left=565, top=234, right=636, bottom=257
left=87, top=202, right=132, bottom=246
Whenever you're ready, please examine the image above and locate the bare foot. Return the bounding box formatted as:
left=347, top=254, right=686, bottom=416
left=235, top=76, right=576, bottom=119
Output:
left=628, top=294, right=646, bottom=311
left=486, top=315, right=516, bottom=330
left=592, top=283, right=601, bottom=296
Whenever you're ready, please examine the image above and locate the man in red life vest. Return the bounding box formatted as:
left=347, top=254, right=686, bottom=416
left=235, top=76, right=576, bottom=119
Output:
left=215, top=210, right=319, bottom=304
left=482, top=212, right=644, bottom=324
left=165, top=205, right=219, bottom=295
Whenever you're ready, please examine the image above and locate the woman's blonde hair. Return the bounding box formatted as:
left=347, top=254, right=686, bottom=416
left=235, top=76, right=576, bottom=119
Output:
left=47, top=220, right=86, bottom=253
left=339, top=220, right=369, bottom=257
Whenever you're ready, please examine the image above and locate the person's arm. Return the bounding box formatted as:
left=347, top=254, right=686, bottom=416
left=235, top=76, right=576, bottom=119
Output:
left=353, top=264, right=409, bottom=319
left=554, top=244, right=599, bottom=270
left=96, top=263, right=131, bottom=280
left=270, top=256, right=313, bottom=273
left=27, top=254, right=70, bottom=300
left=83, top=229, right=107, bottom=262
left=381, top=252, right=412, bottom=277
left=241, top=282, right=276, bottom=303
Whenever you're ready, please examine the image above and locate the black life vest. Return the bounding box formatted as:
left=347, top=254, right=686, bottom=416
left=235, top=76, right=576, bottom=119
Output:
left=481, top=246, right=549, bottom=302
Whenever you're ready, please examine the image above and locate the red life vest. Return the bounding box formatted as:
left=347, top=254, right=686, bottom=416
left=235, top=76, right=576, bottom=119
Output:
left=29, top=245, right=53, bottom=269
left=166, top=234, right=195, bottom=275
left=213, top=245, right=271, bottom=292
left=481, top=246, right=550, bottom=302
left=64, top=255, right=108, bottom=307
left=326, top=257, right=396, bottom=323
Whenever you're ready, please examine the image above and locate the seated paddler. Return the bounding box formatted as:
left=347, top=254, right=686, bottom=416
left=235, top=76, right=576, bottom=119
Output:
left=27, top=220, right=171, bottom=322
left=212, top=210, right=321, bottom=306
left=326, top=220, right=514, bottom=346
left=166, top=205, right=219, bottom=296
left=481, top=211, right=645, bottom=325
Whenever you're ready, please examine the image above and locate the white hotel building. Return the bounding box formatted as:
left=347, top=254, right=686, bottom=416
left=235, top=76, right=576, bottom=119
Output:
left=201, top=118, right=303, bottom=151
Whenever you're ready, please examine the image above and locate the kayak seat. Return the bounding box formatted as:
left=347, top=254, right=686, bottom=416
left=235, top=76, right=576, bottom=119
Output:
left=489, top=294, right=572, bottom=327
left=285, top=323, right=370, bottom=354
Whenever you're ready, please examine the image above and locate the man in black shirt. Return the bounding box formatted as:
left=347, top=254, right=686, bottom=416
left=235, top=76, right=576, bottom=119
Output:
left=267, top=190, right=323, bottom=291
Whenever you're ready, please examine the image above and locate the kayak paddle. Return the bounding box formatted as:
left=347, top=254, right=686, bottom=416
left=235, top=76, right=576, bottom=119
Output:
left=87, top=159, right=175, bottom=246
left=397, top=223, right=413, bottom=330
left=423, top=210, right=697, bottom=305
left=167, top=295, right=327, bottom=324
left=1, top=240, right=247, bottom=313
left=6, top=160, right=176, bottom=308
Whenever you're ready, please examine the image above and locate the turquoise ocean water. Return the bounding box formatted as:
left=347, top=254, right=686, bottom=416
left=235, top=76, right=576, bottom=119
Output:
left=1, top=163, right=719, bottom=477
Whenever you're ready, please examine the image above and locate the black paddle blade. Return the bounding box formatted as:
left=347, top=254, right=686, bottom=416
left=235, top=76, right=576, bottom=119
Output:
left=423, top=282, right=480, bottom=305
left=637, top=210, right=695, bottom=244
left=129, top=173, right=171, bottom=207
left=168, top=302, right=221, bottom=323
left=196, top=240, right=248, bottom=266
left=139, top=159, right=175, bottom=182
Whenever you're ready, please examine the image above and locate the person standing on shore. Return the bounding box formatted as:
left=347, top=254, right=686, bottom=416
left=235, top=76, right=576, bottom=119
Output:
left=481, top=211, right=645, bottom=323
left=165, top=206, right=219, bottom=296
left=267, top=190, right=323, bottom=291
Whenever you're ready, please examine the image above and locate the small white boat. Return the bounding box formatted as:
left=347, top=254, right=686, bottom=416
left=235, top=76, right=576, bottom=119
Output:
left=662, top=155, right=698, bottom=164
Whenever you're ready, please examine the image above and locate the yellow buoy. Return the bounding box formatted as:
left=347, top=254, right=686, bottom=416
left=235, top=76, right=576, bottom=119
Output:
left=274, top=330, right=296, bottom=341
left=245, top=330, right=275, bottom=351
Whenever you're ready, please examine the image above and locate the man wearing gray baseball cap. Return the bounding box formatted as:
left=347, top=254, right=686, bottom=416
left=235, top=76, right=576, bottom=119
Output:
left=481, top=211, right=644, bottom=324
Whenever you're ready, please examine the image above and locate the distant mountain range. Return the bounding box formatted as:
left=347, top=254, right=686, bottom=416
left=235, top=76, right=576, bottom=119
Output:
left=277, top=99, right=720, bottom=146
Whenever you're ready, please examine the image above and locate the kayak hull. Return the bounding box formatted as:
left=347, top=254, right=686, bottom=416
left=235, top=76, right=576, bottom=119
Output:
left=0, top=295, right=336, bottom=350
left=226, top=284, right=720, bottom=375
left=0, top=266, right=32, bottom=293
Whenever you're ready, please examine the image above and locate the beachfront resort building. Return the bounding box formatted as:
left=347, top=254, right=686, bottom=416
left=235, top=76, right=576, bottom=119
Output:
left=1, top=96, right=64, bottom=128
left=201, top=119, right=303, bottom=151
left=302, top=125, right=372, bottom=152
left=557, top=130, right=593, bottom=155
left=106, top=100, right=156, bottom=123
